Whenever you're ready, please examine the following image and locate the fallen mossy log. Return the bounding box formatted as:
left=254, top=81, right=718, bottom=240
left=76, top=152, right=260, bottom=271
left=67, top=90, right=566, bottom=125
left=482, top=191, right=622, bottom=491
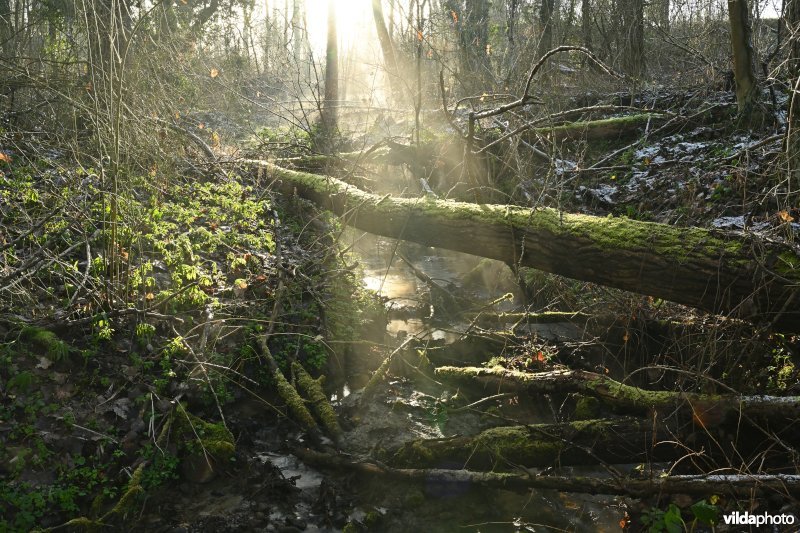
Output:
left=435, top=366, right=800, bottom=425
left=387, top=418, right=668, bottom=470
left=525, top=113, right=663, bottom=141
left=247, top=161, right=800, bottom=332
left=294, top=447, right=800, bottom=497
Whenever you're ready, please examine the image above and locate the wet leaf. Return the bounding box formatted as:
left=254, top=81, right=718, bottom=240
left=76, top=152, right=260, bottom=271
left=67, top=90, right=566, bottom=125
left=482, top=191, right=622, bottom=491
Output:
left=112, top=398, right=132, bottom=418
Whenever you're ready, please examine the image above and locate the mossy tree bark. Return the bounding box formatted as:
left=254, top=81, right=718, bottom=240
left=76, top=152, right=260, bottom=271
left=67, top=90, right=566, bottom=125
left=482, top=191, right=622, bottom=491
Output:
left=434, top=366, right=800, bottom=427
left=250, top=161, right=800, bottom=332
left=388, top=418, right=670, bottom=470
left=296, top=447, right=800, bottom=497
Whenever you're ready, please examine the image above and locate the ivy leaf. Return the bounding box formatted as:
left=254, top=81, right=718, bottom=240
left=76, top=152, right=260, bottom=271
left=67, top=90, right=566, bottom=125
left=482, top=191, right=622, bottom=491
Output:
left=690, top=500, right=719, bottom=525
left=663, top=504, right=684, bottom=533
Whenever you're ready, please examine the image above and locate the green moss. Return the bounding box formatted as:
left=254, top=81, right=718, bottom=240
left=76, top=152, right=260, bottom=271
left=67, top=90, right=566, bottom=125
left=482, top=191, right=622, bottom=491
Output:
left=393, top=439, right=435, bottom=465
left=573, top=396, right=600, bottom=419
left=262, top=162, right=746, bottom=268
left=104, top=462, right=145, bottom=520
left=364, top=510, right=381, bottom=527
left=474, top=425, right=563, bottom=465
left=20, top=326, right=70, bottom=361
left=292, top=362, right=342, bottom=439
left=391, top=419, right=624, bottom=470
left=274, top=369, right=318, bottom=431
left=531, top=113, right=660, bottom=137
left=403, top=489, right=426, bottom=508
left=174, top=409, right=235, bottom=461
left=585, top=375, right=676, bottom=410
left=776, top=250, right=800, bottom=280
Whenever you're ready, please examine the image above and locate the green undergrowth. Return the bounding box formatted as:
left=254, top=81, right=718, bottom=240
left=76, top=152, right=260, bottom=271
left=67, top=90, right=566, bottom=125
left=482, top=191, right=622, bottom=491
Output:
left=0, top=150, right=351, bottom=530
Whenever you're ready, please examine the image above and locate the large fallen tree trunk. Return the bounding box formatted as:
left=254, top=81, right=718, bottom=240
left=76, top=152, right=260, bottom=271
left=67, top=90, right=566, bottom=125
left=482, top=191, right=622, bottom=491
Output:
left=248, top=161, right=800, bottom=332
left=435, top=366, right=800, bottom=427
left=295, top=447, right=800, bottom=497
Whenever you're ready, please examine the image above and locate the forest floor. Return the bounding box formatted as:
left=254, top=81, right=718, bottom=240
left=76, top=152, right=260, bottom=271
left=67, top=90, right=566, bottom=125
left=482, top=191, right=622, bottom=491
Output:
left=1, top=87, right=799, bottom=532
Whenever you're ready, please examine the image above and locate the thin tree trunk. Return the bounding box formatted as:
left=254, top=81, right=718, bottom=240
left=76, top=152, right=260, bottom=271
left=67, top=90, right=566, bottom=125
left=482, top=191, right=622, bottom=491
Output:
left=319, top=0, right=338, bottom=146
left=0, top=0, right=12, bottom=58
left=728, top=0, right=760, bottom=122
left=786, top=0, right=800, bottom=190
left=659, top=0, right=670, bottom=31
left=537, top=0, right=554, bottom=61
left=291, top=0, right=304, bottom=63
left=621, top=0, right=644, bottom=77
left=371, top=0, right=403, bottom=102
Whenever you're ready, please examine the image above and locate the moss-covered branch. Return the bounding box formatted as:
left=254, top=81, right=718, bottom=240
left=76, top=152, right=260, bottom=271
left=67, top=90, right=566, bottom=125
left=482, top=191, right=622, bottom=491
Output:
left=295, top=447, right=800, bottom=497
left=435, top=366, right=800, bottom=425
left=387, top=418, right=666, bottom=469
left=527, top=113, right=663, bottom=141
left=246, top=160, right=800, bottom=332
left=292, top=362, right=342, bottom=441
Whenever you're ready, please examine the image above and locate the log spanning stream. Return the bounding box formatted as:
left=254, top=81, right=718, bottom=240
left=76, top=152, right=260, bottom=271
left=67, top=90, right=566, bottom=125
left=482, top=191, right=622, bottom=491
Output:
left=221, top=162, right=800, bottom=531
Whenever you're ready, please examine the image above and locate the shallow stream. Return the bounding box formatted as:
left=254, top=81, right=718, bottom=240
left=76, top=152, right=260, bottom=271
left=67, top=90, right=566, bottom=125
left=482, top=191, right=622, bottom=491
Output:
left=301, top=228, right=630, bottom=532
